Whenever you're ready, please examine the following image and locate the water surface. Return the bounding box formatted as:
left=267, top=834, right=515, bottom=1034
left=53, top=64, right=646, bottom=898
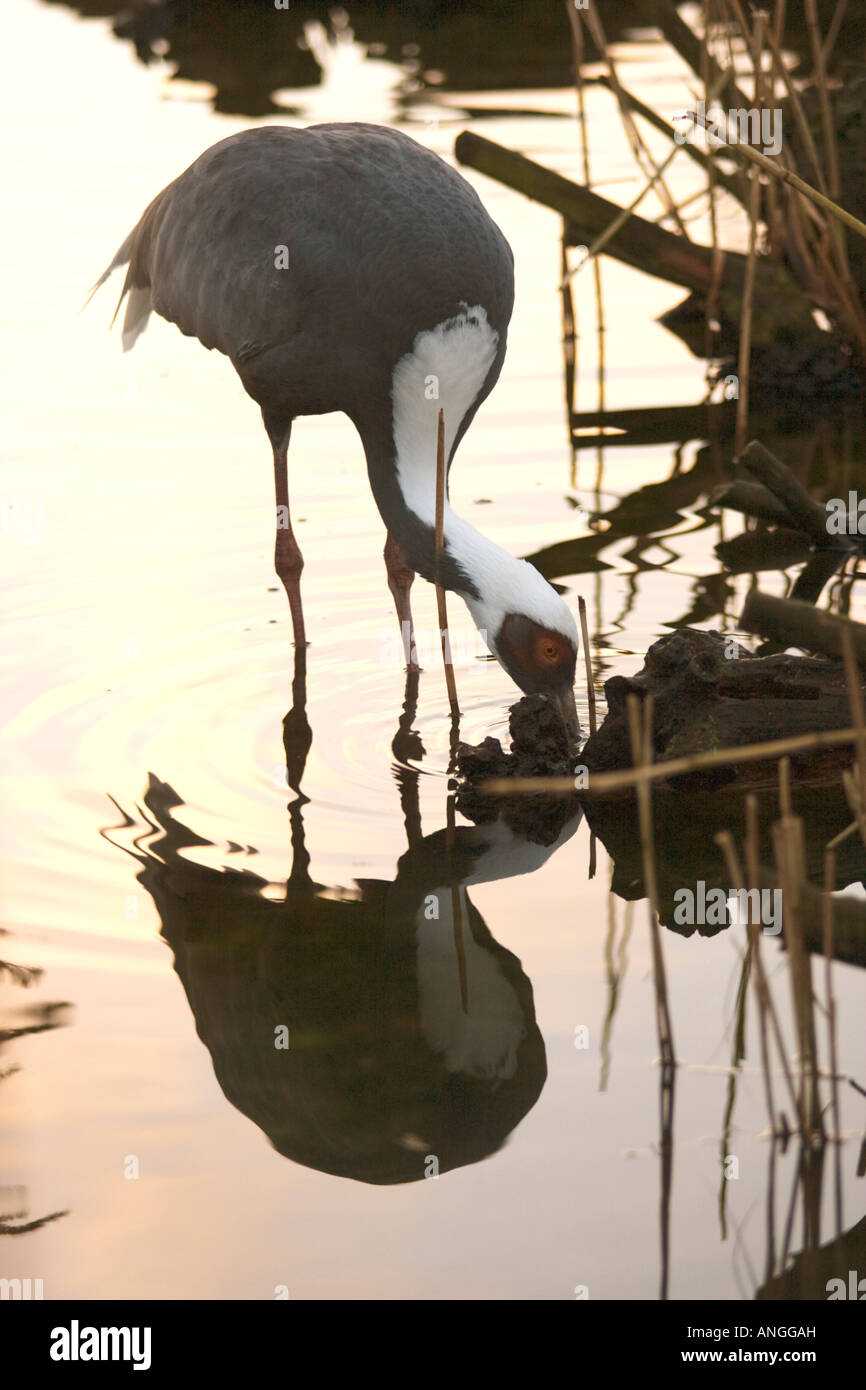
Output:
left=2, top=0, right=864, bottom=1300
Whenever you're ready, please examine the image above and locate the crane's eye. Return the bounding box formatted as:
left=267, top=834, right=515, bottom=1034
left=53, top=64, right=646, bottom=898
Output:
left=539, top=639, right=561, bottom=664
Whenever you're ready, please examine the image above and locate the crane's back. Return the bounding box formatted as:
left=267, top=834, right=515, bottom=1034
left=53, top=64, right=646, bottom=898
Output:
left=107, top=124, right=514, bottom=422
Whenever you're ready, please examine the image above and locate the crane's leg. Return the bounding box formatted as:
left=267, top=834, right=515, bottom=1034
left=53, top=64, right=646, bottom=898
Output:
left=264, top=411, right=307, bottom=646
left=384, top=533, right=419, bottom=671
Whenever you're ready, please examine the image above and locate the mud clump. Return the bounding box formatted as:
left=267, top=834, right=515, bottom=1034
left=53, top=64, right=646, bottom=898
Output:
left=455, top=694, right=580, bottom=844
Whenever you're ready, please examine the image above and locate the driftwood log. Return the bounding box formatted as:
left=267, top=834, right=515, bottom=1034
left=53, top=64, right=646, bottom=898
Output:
left=709, top=479, right=801, bottom=528
left=581, top=627, right=862, bottom=790
left=454, top=132, right=816, bottom=343
left=712, top=441, right=859, bottom=598
left=582, top=784, right=866, bottom=961
left=579, top=629, right=866, bottom=949
left=742, top=590, right=866, bottom=664
left=453, top=134, right=860, bottom=392
left=714, top=528, right=813, bottom=574
left=736, top=442, right=829, bottom=542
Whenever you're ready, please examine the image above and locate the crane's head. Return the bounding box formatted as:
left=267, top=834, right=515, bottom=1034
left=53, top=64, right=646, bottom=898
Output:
left=463, top=558, right=580, bottom=740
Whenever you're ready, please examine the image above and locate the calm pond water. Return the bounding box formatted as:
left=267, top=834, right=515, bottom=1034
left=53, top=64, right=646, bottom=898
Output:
left=2, top=0, right=864, bottom=1300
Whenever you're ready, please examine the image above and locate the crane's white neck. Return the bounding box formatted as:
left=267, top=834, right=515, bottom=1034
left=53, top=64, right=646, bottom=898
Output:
left=390, top=306, right=577, bottom=650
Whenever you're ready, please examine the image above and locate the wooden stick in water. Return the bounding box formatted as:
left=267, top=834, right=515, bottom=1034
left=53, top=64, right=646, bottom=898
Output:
left=434, top=408, right=460, bottom=720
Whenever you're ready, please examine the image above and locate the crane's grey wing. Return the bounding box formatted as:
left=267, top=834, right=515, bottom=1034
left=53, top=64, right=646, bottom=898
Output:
left=90, top=136, right=303, bottom=358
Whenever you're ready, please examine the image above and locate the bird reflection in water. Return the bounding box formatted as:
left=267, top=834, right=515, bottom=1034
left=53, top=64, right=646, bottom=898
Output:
left=106, top=651, right=581, bottom=1184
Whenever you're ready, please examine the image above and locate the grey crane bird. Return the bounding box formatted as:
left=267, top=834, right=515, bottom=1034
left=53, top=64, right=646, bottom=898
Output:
left=94, top=123, right=579, bottom=730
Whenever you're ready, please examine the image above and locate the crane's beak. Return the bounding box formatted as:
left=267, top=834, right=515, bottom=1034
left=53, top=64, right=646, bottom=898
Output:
left=553, top=683, right=580, bottom=745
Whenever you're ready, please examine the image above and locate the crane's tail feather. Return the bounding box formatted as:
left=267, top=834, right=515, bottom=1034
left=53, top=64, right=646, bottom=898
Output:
left=83, top=229, right=152, bottom=351
left=82, top=230, right=136, bottom=313
left=120, top=286, right=152, bottom=351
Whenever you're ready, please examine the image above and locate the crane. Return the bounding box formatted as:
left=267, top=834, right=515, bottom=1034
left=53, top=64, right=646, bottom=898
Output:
left=93, top=123, right=579, bottom=732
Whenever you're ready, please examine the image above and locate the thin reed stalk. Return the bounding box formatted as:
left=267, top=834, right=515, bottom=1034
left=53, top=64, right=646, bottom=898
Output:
left=581, top=4, right=689, bottom=237
left=772, top=803, right=821, bottom=1137
left=625, top=694, right=676, bottom=1064
left=822, top=847, right=843, bottom=1234
left=745, top=794, right=776, bottom=1128
left=578, top=596, right=596, bottom=735
left=434, top=408, right=459, bottom=722
left=566, top=0, right=607, bottom=493
left=685, top=110, right=866, bottom=242
left=482, top=722, right=864, bottom=796
left=445, top=792, right=468, bottom=1013
left=715, top=829, right=804, bottom=1132
left=622, top=691, right=676, bottom=1299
